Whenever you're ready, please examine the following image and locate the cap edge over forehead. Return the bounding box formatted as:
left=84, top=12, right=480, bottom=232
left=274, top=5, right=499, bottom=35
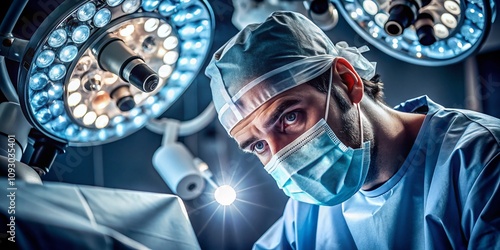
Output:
left=205, top=11, right=376, bottom=135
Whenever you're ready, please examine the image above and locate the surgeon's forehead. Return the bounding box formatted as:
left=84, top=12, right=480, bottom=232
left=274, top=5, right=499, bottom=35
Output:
left=230, top=84, right=322, bottom=136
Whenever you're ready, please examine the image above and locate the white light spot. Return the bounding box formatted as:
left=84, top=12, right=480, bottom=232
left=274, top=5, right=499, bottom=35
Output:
left=144, top=18, right=159, bottom=32
left=68, top=78, right=81, bottom=92
left=157, top=24, right=172, bottom=38
left=163, top=50, right=179, bottom=65
left=68, top=92, right=82, bottom=106
left=163, top=36, right=179, bottom=50
left=444, top=0, right=461, bottom=15
left=104, top=73, right=119, bottom=85
left=356, top=8, right=364, bottom=16
left=433, top=24, right=450, bottom=39
left=158, top=64, right=173, bottom=78
left=375, top=13, right=389, bottom=27
left=362, top=0, right=378, bottom=15
left=167, top=88, right=176, bottom=99
left=83, top=111, right=97, bottom=125
left=95, top=115, right=110, bottom=129
left=214, top=185, right=236, bottom=206
left=73, top=104, right=88, bottom=118
left=119, top=24, right=135, bottom=37
left=441, top=13, right=457, bottom=29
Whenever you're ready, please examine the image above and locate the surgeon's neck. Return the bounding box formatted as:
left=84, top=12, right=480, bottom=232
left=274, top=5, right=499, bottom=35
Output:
left=360, top=98, right=426, bottom=191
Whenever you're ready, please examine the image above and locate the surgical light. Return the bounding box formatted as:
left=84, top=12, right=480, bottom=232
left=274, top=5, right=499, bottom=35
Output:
left=214, top=185, right=237, bottom=206
left=231, top=0, right=496, bottom=66
left=334, top=0, right=496, bottom=65
left=8, top=0, right=214, bottom=147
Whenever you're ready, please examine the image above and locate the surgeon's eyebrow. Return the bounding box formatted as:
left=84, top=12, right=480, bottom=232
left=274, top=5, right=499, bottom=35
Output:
left=239, top=135, right=259, bottom=152
left=264, top=99, right=301, bottom=128
left=237, top=99, right=301, bottom=151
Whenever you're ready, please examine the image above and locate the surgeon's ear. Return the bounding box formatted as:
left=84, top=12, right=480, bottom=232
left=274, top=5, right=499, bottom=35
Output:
left=333, top=58, right=364, bottom=104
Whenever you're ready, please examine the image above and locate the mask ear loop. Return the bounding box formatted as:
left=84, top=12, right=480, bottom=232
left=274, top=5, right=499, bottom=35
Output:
left=357, top=103, right=364, bottom=147
left=324, top=64, right=334, bottom=121
left=325, top=60, right=364, bottom=148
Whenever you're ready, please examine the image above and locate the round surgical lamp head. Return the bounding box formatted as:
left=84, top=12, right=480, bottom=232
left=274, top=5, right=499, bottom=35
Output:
left=333, top=0, right=496, bottom=65
left=18, top=0, right=214, bottom=146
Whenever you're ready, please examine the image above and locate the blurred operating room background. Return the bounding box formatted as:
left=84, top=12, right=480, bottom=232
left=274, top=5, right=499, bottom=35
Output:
left=0, top=0, right=499, bottom=249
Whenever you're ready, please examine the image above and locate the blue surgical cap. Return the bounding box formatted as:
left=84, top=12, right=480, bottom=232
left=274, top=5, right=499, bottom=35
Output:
left=205, top=11, right=376, bottom=135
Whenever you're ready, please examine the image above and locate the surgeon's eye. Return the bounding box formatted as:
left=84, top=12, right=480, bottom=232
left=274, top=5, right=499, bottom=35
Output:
left=284, top=112, right=298, bottom=125
left=279, top=110, right=305, bottom=134
left=252, top=141, right=267, bottom=154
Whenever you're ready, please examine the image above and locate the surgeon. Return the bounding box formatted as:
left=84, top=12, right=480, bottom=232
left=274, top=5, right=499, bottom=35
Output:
left=205, top=11, right=500, bottom=249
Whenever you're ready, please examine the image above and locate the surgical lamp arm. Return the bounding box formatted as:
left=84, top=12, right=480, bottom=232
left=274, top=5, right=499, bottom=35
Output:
left=0, top=0, right=30, bottom=103
left=0, top=0, right=29, bottom=34
left=0, top=36, right=28, bottom=103
left=146, top=102, right=216, bottom=137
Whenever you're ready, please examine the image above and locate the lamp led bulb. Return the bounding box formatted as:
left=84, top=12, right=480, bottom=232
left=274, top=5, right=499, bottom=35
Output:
left=83, top=111, right=97, bottom=125
left=48, top=29, right=67, bottom=48
left=30, top=73, right=49, bottom=90
left=94, top=8, right=112, bottom=28
left=68, top=79, right=81, bottom=92
left=36, top=50, right=55, bottom=68
left=77, top=2, right=96, bottom=22
left=144, top=18, right=160, bottom=32
left=73, top=104, right=88, bottom=118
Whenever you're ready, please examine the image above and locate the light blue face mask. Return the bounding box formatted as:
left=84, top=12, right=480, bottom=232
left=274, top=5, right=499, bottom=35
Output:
left=263, top=67, right=371, bottom=206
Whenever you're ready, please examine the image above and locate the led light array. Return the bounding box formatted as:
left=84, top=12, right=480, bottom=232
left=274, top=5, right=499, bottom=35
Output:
left=339, top=0, right=495, bottom=65
left=22, top=0, right=213, bottom=146
left=65, top=17, right=180, bottom=132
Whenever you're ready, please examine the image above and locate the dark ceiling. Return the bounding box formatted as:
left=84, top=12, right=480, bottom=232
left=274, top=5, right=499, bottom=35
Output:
left=1, top=0, right=500, bottom=249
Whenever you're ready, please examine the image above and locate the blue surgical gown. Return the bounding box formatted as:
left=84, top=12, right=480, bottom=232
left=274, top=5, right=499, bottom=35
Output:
left=254, top=96, right=500, bottom=249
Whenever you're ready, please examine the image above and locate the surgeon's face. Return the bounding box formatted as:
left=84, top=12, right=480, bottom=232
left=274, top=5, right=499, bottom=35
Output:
left=231, top=84, right=336, bottom=165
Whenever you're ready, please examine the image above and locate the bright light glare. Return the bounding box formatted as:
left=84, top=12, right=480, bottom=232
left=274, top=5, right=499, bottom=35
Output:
left=68, top=92, right=82, bottom=106
left=83, top=111, right=97, bottom=125
left=163, top=36, right=178, bottom=50
left=214, top=185, right=236, bottom=206
left=120, top=24, right=135, bottom=36
left=158, top=64, right=172, bottom=78
left=95, top=115, right=110, bottom=129
left=73, top=104, right=87, bottom=118
left=144, top=18, right=159, bottom=32
left=157, top=24, right=172, bottom=38
left=362, top=0, right=378, bottom=16
left=103, top=72, right=119, bottom=85
left=163, top=50, right=179, bottom=64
